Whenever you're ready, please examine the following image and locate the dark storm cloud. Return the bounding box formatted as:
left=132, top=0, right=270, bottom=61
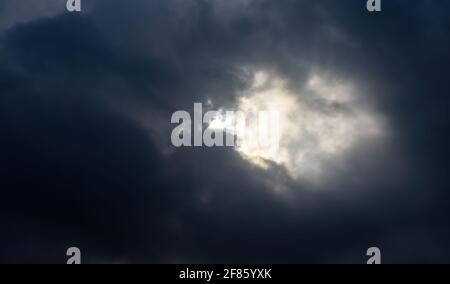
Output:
left=0, top=0, right=64, bottom=31
left=1, top=0, right=450, bottom=263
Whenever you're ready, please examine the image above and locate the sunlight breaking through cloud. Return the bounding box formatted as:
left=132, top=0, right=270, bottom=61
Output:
left=221, top=70, right=385, bottom=182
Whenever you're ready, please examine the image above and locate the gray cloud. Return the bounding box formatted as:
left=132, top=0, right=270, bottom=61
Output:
left=0, top=0, right=450, bottom=263
left=0, top=0, right=65, bottom=31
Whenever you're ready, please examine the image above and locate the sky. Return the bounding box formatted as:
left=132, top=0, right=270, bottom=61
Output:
left=0, top=0, right=450, bottom=264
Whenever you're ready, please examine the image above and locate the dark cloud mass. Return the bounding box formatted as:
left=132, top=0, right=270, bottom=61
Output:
left=0, top=0, right=450, bottom=263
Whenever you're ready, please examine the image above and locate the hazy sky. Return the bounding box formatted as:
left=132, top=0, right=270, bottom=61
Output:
left=1, top=0, right=450, bottom=263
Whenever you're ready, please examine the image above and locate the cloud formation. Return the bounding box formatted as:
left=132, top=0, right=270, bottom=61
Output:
left=0, top=0, right=450, bottom=263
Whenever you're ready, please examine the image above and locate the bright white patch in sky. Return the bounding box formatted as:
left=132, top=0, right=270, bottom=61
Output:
left=213, top=70, right=385, bottom=182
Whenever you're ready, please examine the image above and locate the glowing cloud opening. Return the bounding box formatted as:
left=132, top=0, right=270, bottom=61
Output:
left=210, top=70, right=385, bottom=182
